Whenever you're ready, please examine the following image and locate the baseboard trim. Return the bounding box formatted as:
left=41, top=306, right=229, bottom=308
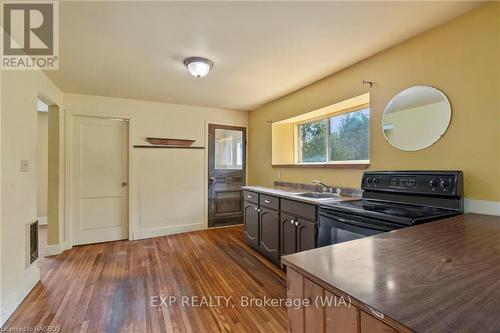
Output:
left=37, top=216, right=47, bottom=225
left=465, top=199, right=500, bottom=216
left=45, top=243, right=62, bottom=256
left=0, top=263, right=40, bottom=327
left=132, top=223, right=205, bottom=240
left=61, top=240, right=72, bottom=252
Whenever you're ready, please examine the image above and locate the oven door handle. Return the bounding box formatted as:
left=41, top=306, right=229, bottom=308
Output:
left=320, top=214, right=393, bottom=232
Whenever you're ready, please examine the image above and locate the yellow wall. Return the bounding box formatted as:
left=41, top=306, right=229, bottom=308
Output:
left=248, top=3, right=500, bottom=201
left=271, top=122, right=295, bottom=164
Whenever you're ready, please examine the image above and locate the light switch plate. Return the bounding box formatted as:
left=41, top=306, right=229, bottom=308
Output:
left=20, top=160, right=29, bottom=172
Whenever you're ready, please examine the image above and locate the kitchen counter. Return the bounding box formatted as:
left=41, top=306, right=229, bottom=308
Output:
left=282, top=213, right=500, bottom=333
left=241, top=185, right=360, bottom=204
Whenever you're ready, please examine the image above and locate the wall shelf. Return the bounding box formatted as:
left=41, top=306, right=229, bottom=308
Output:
left=146, top=137, right=195, bottom=146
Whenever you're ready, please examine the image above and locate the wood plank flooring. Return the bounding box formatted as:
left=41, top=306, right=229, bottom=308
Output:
left=3, top=226, right=287, bottom=333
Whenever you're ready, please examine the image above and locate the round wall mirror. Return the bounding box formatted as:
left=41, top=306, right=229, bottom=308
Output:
left=382, top=85, right=451, bottom=151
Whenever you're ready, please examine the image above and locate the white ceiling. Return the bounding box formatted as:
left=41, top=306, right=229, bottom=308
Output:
left=46, top=1, right=481, bottom=111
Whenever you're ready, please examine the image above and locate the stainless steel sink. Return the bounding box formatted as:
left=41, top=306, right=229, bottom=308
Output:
left=292, top=192, right=341, bottom=200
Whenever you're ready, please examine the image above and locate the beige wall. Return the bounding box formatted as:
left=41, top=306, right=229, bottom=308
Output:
left=63, top=94, right=248, bottom=240
left=248, top=3, right=500, bottom=202
left=1, top=69, right=64, bottom=324
left=36, top=112, right=48, bottom=218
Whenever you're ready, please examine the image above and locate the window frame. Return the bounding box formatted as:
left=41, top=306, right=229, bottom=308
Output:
left=295, top=104, right=370, bottom=165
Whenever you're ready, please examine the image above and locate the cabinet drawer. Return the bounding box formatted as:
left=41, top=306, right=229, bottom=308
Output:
left=243, top=190, right=258, bottom=204
left=281, top=199, right=316, bottom=220
left=259, top=194, right=280, bottom=210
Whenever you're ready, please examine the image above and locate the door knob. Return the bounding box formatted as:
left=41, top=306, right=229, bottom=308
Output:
left=121, top=182, right=128, bottom=187
left=209, top=176, right=216, bottom=183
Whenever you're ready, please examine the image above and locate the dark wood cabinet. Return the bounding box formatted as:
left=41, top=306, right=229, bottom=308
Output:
left=244, top=191, right=319, bottom=265
left=281, top=214, right=317, bottom=256
left=243, top=190, right=258, bottom=204
left=243, top=201, right=259, bottom=248
left=281, top=199, right=316, bottom=220
left=259, top=207, right=280, bottom=264
left=280, top=213, right=297, bottom=256
left=297, top=218, right=317, bottom=252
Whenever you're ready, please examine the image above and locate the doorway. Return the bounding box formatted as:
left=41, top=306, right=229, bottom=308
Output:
left=70, top=115, right=129, bottom=245
left=208, top=124, right=246, bottom=228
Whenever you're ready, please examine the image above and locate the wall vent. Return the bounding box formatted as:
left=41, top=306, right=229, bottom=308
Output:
left=25, top=219, right=39, bottom=266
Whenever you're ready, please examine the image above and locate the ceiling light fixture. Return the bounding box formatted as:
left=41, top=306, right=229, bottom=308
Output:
left=184, top=57, right=213, bottom=78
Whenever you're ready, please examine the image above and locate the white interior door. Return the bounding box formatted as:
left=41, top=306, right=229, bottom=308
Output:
left=71, top=116, right=129, bottom=245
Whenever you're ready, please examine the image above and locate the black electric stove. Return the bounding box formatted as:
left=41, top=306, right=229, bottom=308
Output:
left=318, top=171, right=463, bottom=247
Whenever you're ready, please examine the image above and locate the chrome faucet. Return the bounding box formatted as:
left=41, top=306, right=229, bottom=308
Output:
left=313, top=180, right=342, bottom=196
left=313, top=180, right=330, bottom=193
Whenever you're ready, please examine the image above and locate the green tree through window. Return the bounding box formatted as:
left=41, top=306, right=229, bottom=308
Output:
left=298, top=120, right=327, bottom=162
left=297, top=108, right=370, bottom=163
left=330, top=109, right=370, bottom=161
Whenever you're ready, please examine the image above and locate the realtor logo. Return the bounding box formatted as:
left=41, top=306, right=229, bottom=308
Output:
left=1, top=1, right=59, bottom=69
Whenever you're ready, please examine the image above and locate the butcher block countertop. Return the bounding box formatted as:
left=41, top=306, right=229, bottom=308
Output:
left=282, top=213, right=500, bottom=333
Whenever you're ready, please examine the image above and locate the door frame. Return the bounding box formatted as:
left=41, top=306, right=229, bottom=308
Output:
left=207, top=123, right=247, bottom=228
left=65, top=111, right=134, bottom=248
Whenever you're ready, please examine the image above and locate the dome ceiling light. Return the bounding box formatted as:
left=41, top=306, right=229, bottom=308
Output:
left=183, top=57, right=213, bottom=78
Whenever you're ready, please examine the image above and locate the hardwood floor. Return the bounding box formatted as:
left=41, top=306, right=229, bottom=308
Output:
left=3, top=226, right=287, bottom=333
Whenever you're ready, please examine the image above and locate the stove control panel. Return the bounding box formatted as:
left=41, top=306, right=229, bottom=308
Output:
left=362, top=171, right=463, bottom=197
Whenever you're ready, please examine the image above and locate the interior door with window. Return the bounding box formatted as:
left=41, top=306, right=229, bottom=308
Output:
left=71, top=116, right=129, bottom=245
left=208, top=124, right=246, bottom=228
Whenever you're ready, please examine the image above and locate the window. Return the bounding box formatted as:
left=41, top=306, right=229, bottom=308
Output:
left=215, top=129, right=243, bottom=169
left=297, top=108, right=370, bottom=164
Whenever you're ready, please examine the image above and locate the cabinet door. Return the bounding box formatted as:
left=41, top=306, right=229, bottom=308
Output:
left=297, top=218, right=317, bottom=253
left=259, top=207, right=280, bottom=263
left=243, top=202, right=259, bottom=248
left=280, top=213, right=297, bottom=256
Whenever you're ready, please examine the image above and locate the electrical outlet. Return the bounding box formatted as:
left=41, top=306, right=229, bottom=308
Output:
left=20, top=160, right=29, bottom=172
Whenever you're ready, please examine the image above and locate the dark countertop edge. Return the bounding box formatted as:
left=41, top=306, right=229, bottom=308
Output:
left=281, top=258, right=416, bottom=333
left=241, top=185, right=360, bottom=205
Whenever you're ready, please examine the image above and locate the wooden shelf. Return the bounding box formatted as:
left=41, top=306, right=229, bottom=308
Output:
left=133, top=145, right=205, bottom=149
left=146, top=137, right=195, bottom=146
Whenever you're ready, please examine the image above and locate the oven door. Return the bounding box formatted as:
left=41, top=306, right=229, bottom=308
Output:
left=318, top=210, right=401, bottom=247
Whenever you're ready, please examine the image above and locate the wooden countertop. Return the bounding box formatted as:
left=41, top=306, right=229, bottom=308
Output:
left=241, top=185, right=360, bottom=205
left=282, top=213, right=500, bottom=333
